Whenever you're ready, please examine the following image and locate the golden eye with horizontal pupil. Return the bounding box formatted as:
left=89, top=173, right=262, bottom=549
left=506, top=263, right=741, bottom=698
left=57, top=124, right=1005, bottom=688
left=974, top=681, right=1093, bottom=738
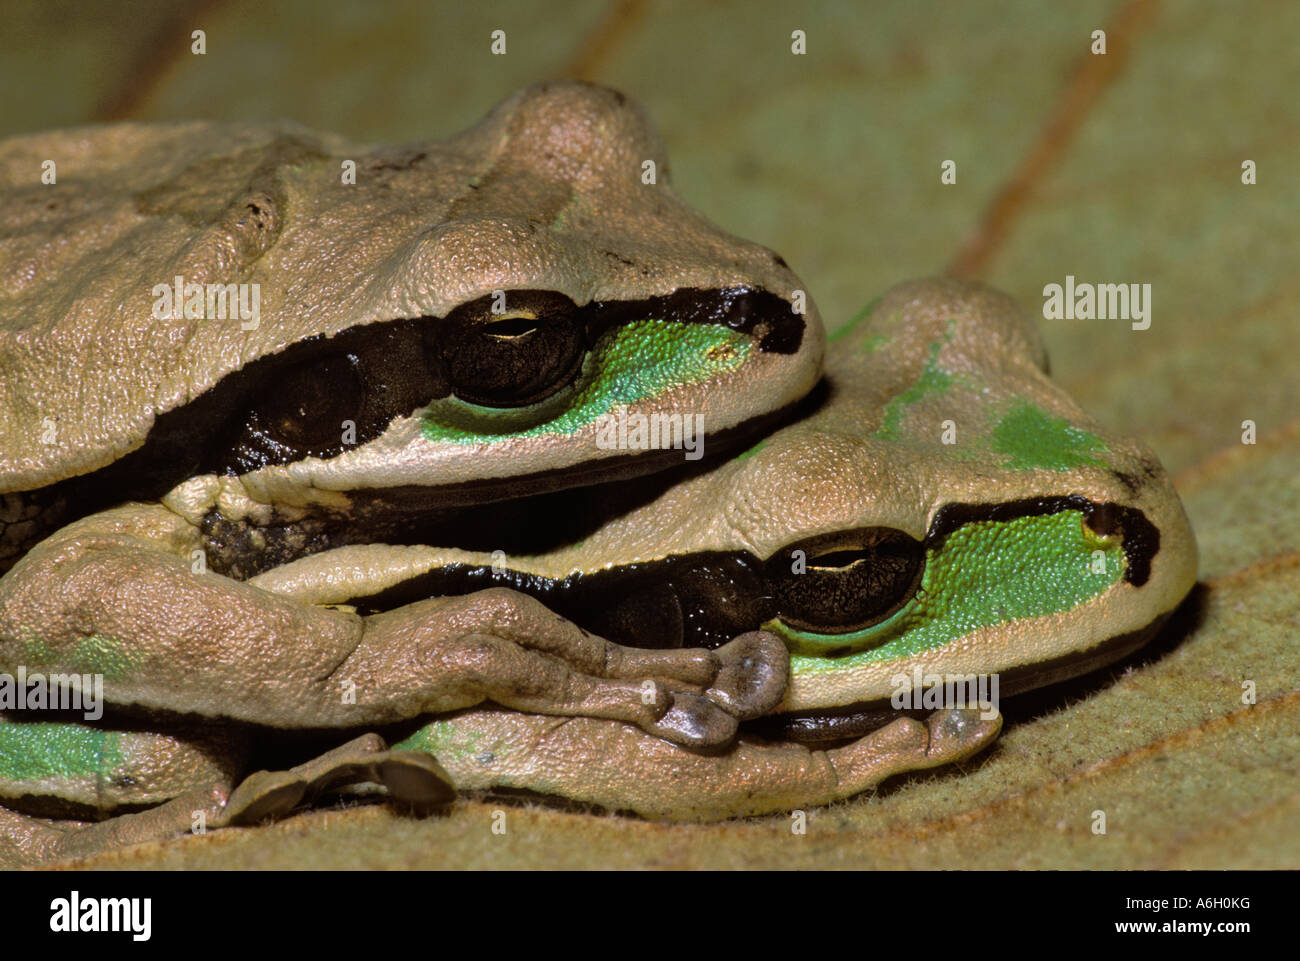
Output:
left=437, top=292, right=587, bottom=408
left=255, top=353, right=365, bottom=451
left=765, top=528, right=924, bottom=634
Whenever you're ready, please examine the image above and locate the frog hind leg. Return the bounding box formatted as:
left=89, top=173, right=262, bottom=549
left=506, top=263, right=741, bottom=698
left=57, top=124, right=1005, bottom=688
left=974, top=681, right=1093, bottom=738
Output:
left=405, top=706, right=1002, bottom=821
left=0, top=715, right=246, bottom=866
left=0, top=779, right=234, bottom=868
left=226, top=732, right=456, bottom=825
left=0, top=773, right=289, bottom=868
left=0, top=732, right=455, bottom=867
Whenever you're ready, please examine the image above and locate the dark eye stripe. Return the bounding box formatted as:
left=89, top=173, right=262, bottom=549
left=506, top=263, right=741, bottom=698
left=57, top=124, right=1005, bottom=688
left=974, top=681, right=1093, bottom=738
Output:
left=15, top=287, right=803, bottom=537
left=334, top=500, right=1157, bottom=651
left=342, top=527, right=924, bottom=649
left=929, top=496, right=1160, bottom=586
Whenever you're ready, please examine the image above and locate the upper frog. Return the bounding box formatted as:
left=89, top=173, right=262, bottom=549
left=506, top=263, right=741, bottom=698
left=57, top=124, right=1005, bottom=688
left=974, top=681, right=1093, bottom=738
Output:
left=0, top=84, right=822, bottom=864
left=0, top=81, right=822, bottom=572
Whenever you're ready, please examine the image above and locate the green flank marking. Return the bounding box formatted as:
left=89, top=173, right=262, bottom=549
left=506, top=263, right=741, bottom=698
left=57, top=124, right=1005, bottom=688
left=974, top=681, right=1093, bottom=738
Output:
left=397, top=717, right=572, bottom=798
left=396, top=718, right=485, bottom=763
left=858, top=333, right=890, bottom=353
left=827, top=295, right=881, bottom=344
left=0, top=722, right=124, bottom=782
left=18, top=634, right=136, bottom=682
left=874, top=335, right=955, bottom=442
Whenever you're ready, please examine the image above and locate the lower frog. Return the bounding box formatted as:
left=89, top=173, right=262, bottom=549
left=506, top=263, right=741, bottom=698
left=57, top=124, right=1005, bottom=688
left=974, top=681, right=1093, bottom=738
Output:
left=277, top=277, right=1195, bottom=820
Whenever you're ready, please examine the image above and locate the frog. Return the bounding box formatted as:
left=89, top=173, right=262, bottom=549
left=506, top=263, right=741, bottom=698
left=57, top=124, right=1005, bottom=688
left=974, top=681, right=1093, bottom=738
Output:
left=254, top=277, right=1194, bottom=822
left=0, top=81, right=826, bottom=865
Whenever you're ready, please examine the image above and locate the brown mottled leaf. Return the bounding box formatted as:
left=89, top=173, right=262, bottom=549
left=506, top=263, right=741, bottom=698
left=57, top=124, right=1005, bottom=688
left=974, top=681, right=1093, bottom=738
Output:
left=4, top=0, right=1294, bottom=868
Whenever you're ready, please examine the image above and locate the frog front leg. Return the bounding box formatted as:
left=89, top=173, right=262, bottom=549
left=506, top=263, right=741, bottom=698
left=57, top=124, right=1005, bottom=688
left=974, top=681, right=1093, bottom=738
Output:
left=0, top=504, right=786, bottom=747
left=402, top=707, right=1002, bottom=821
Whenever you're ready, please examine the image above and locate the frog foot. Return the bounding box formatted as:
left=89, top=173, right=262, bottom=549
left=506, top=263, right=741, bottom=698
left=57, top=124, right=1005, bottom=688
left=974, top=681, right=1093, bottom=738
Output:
left=641, top=691, right=737, bottom=748
left=224, top=734, right=456, bottom=827
left=420, top=705, right=1003, bottom=821
left=702, top=631, right=789, bottom=719
left=921, top=707, right=1003, bottom=766
left=222, top=770, right=308, bottom=826
left=292, top=733, right=456, bottom=807
left=639, top=632, right=788, bottom=747
left=354, top=588, right=791, bottom=750
left=0, top=738, right=455, bottom=867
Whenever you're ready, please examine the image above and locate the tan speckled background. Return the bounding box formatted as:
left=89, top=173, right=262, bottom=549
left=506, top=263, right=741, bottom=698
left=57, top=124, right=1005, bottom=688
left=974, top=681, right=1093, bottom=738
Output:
left=3, top=0, right=1295, bottom=869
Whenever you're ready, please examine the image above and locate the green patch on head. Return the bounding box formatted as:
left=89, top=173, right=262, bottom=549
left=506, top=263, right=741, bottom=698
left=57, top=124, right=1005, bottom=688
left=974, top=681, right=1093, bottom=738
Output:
left=827, top=296, right=882, bottom=344
left=991, top=399, right=1109, bottom=471
left=419, top=319, right=751, bottom=444
left=874, top=335, right=956, bottom=442
left=0, top=722, right=124, bottom=782
left=776, top=509, right=1124, bottom=668
left=858, top=333, right=890, bottom=353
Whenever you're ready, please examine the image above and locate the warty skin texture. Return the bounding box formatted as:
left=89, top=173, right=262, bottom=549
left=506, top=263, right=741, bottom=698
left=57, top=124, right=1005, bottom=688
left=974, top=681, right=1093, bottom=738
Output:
left=0, top=82, right=825, bottom=864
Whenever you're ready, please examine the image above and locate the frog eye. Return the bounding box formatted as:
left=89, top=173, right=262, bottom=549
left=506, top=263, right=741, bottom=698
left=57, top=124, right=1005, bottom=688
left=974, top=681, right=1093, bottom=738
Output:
left=433, top=291, right=587, bottom=408
left=765, top=528, right=923, bottom=634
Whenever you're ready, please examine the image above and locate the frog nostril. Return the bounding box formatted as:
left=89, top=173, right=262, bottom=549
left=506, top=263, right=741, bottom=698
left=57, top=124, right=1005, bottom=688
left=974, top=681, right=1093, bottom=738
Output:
left=1084, top=503, right=1122, bottom=538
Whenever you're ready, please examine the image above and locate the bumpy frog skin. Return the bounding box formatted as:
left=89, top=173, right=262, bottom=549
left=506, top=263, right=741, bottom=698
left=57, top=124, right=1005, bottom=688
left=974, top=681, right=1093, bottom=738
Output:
left=0, top=278, right=1194, bottom=857
left=277, top=278, right=1196, bottom=820
left=0, top=83, right=825, bottom=865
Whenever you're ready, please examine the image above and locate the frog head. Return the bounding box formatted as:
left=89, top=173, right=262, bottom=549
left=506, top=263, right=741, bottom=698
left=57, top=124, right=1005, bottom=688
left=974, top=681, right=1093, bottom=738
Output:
left=0, top=82, right=822, bottom=573
left=287, top=278, right=1195, bottom=739
left=730, top=278, right=1198, bottom=735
